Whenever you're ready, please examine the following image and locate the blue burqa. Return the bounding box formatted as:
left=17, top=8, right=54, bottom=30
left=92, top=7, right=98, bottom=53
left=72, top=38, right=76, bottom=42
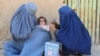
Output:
left=10, top=4, right=37, bottom=41
left=4, top=3, right=51, bottom=56
left=57, top=6, right=91, bottom=55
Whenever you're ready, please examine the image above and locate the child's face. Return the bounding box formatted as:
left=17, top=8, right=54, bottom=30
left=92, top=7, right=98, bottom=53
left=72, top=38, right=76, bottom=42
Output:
left=39, top=18, right=46, bottom=25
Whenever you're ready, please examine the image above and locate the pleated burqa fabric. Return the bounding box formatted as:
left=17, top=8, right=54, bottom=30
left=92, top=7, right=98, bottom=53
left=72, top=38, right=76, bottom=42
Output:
left=10, top=3, right=37, bottom=41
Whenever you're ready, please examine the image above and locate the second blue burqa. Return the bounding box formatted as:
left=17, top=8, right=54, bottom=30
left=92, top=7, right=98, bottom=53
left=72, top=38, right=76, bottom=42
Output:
left=57, top=6, right=91, bottom=55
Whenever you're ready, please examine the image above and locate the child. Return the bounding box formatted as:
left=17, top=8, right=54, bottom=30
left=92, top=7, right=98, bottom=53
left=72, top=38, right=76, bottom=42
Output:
left=37, top=16, right=50, bottom=31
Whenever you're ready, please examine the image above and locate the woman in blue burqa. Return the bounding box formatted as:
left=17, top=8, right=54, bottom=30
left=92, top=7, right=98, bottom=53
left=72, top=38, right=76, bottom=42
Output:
left=4, top=2, right=51, bottom=56
left=50, top=6, right=91, bottom=56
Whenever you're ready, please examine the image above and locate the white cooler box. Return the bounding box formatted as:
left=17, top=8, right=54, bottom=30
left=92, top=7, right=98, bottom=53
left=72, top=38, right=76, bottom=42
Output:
left=45, top=41, right=62, bottom=56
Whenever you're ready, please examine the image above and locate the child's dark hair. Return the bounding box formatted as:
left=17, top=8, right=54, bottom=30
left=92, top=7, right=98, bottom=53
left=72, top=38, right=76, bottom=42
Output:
left=38, top=16, right=47, bottom=25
